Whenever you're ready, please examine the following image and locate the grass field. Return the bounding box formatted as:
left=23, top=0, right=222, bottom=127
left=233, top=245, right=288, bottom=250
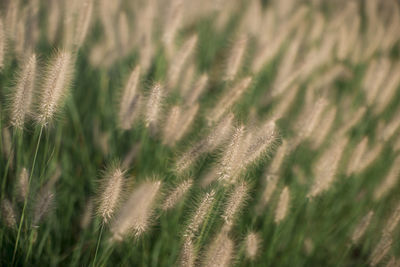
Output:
left=1, top=0, right=400, bottom=266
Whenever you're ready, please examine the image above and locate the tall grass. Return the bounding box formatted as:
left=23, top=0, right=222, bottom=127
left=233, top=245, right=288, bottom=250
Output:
left=1, top=0, right=400, bottom=266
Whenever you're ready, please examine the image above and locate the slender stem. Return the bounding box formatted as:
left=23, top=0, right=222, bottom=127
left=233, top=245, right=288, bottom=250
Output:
left=24, top=229, right=37, bottom=263
left=93, top=222, right=105, bottom=267
left=12, top=126, right=43, bottom=266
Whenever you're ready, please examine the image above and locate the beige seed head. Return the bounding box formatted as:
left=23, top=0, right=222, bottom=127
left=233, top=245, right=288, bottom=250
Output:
left=47, top=0, right=60, bottom=44
left=209, top=77, right=252, bottom=124
left=383, top=202, right=400, bottom=235
left=2, top=127, right=13, bottom=161
left=37, top=50, right=74, bottom=126
left=163, top=106, right=181, bottom=144
left=377, top=114, right=400, bottom=142
left=80, top=199, right=93, bottom=229
left=242, top=120, right=279, bottom=168
left=1, top=199, right=17, bottom=228
left=222, top=181, right=248, bottom=230
left=119, top=66, right=141, bottom=130
left=74, top=0, right=94, bottom=48
left=304, top=238, right=314, bottom=255
left=374, top=156, right=400, bottom=200
left=174, top=104, right=199, bottom=142
left=163, top=179, right=193, bottom=211
left=370, top=233, right=392, bottom=266
left=225, top=35, right=248, bottom=80
left=145, top=83, right=163, bottom=130
left=184, top=190, right=216, bottom=239
left=179, top=237, right=196, bottom=267
left=97, top=165, right=125, bottom=223
left=308, top=136, right=348, bottom=198
left=168, top=35, right=198, bottom=89
left=275, top=186, right=290, bottom=224
left=310, top=106, right=337, bottom=149
left=184, top=74, right=208, bottom=106
left=111, top=180, right=161, bottom=240
left=10, top=54, right=37, bottom=129
left=357, top=142, right=382, bottom=174
left=271, top=85, right=300, bottom=120
left=207, top=113, right=235, bottom=150
left=175, top=114, right=233, bottom=175
left=269, top=140, right=287, bottom=174
left=245, top=232, right=261, bottom=260
left=163, top=104, right=198, bottom=145
left=296, top=98, right=328, bottom=143
left=175, top=142, right=205, bottom=175
left=339, top=107, right=366, bottom=135
left=18, top=168, right=29, bottom=201
left=117, top=12, right=130, bottom=55
left=351, top=211, right=374, bottom=244
left=202, top=230, right=234, bottom=267
left=218, top=125, right=246, bottom=184
left=162, top=0, right=183, bottom=58
left=122, top=143, right=141, bottom=169
left=33, top=186, right=55, bottom=226
left=346, top=137, right=368, bottom=176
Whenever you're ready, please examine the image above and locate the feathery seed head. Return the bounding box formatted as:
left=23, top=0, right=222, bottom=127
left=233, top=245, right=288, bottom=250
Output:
left=207, top=113, right=235, bottom=150
left=97, top=164, right=125, bottom=223
left=222, top=181, right=248, bottom=230
left=174, top=104, right=199, bottom=143
left=269, top=140, right=287, bottom=174
left=307, top=136, right=348, bottom=198
left=347, top=137, right=368, bottom=176
left=119, top=66, right=141, bottom=130
left=225, top=35, right=248, bottom=80
left=374, top=156, right=400, bottom=200
left=275, top=186, right=290, bottom=224
left=145, top=82, right=163, bottom=131
left=33, top=187, right=55, bottom=227
left=10, top=54, right=37, bottom=129
left=73, top=0, right=94, bottom=48
left=242, top=120, right=279, bottom=168
left=111, top=180, right=162, bottom=241
left=218, top=125, right=246, bottom=184
left=163, top=179, right=193, bottom=211
left=163, top=106, right=181, bottom=144
left=370, top=233, right=392, bottom=266
left=175, top=114, right=234, bottom=175
left=202, top=230, right=234, bottom=267
left=179, top=237, right=196, bottom=267
left=384, top=202, right=400, bottom=235
left=1, top=199, right=17, bottom=228
left=185, top=74, right=208, bottom=106
left=18, top=167, right=29, bottom=201
left=80, top=199, right=93, bottom=229
left=168, top=34, right=198, bottom=89
left=2, top=127, right=13, bottom=160
left=184, top=190, right=216, bottom=239
left=209, top=77, right=252, bottom=124
left=37, top=50, right=74, bottom=126
left=245, top=232, right=261, bottom=260
left=351, top=211, right=374, bottom=244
